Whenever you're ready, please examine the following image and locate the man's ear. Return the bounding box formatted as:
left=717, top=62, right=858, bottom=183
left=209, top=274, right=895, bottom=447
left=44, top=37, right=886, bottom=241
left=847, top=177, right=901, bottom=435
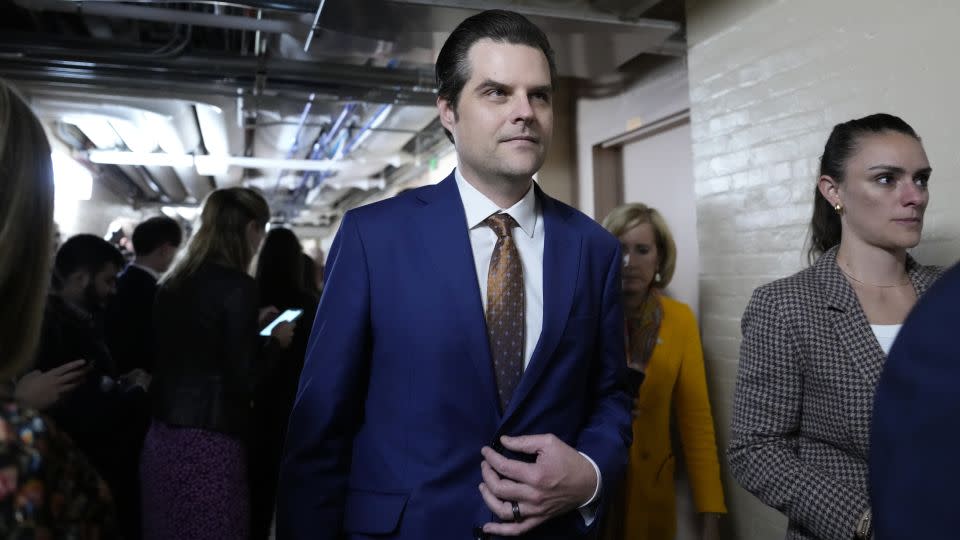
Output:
left=437, top=96, right=457, bottom=136
left=817, top=175, right=842, bottom=207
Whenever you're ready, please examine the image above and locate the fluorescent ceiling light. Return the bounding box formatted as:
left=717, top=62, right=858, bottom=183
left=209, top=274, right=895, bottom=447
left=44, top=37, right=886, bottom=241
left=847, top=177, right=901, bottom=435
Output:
left=109, top=117, right=158, bottom=153
left=194, top=104, right=229, bottom=156
left=88, top=150, right=194, bottom=168
left=52, top=151, right=93, bottom=201
left=145, top=112, right=186, bottom=156
left=64, top=114, right=121, bottom=149
left=194, top=155, right=230, bottom=176
left=162, top=205, right=201, bottom=221
left=85, top=151, right=399, bottom=174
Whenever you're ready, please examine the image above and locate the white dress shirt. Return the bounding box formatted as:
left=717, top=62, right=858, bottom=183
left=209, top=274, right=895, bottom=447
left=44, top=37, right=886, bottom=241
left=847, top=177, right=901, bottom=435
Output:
left=456, top=169, right=543, bottom=369
left=454, top=169, right=601, bottom=517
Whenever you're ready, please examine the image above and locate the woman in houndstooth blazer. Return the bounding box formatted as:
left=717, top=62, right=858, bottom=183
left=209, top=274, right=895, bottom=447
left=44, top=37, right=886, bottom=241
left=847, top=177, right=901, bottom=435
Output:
left=728, top=114, right=942, bottom=540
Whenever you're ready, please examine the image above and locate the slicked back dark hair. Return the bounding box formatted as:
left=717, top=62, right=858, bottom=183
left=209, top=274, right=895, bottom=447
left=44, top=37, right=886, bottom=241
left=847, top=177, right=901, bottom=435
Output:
left=808, top=113, right=921, bottom=262
left=435, top=9, right=557, bottom=143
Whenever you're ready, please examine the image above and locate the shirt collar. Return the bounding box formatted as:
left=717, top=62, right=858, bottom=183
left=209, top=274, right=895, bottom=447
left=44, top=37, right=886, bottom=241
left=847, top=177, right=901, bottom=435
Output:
left=131, top=262, right=161, bottom=280
left=454, top=168, right=537, bottom=238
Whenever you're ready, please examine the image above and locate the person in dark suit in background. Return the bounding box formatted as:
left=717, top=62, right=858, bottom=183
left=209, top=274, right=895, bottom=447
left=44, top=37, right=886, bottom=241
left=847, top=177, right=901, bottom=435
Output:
left=106, top=215, right=182, bottom=375
left=870, top=261, right=960, bottom=540
left=277, top=10, right=632, bottom=540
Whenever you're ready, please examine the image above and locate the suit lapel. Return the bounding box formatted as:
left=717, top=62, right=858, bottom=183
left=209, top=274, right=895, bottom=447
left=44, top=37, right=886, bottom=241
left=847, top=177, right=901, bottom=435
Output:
left=502, top=187, right=581, bottom=421
left=413, top=174, right=500, bottom=412
left=819, top=247, right=944, bottom=389
left=817, top=247, right=901, bottom=389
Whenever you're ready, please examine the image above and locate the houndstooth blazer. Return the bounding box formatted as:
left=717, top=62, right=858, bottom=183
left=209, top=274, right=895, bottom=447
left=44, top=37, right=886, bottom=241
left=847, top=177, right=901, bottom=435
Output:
left=728, top=246, right=941, bottom=540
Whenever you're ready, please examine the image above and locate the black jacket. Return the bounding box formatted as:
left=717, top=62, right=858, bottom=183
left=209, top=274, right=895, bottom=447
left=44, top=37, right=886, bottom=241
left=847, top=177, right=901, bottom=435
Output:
left=150, top=263, right=262, bottom=439
left=105, top=264, right=159, bottom=374
left=33, top=295, right=147, bottom=438
left=33, top=294, right=149, bottom=539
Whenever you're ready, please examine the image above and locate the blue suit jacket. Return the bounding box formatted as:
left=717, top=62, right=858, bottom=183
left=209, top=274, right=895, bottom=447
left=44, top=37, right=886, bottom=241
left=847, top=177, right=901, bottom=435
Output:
left=870, top=262, right=955, bottom=539
left=277, top=173, right=633, bottom=539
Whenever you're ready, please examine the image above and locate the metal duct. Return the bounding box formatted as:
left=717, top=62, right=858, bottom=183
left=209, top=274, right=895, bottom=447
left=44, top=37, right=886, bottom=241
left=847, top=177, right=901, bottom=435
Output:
left=0, top=52, right=437, bottom=106
left=89, top=0, right=323, bottom=12
left=19, top=0, right=299, bottom=33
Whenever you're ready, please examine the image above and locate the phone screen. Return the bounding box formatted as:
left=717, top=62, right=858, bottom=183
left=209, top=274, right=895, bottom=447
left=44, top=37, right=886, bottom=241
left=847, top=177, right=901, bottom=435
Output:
left=259, top=309, right=304, bottom=337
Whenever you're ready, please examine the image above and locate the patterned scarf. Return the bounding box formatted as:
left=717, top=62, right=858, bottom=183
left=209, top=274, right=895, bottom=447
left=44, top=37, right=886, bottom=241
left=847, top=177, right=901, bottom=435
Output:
left=625, top=290, right=663, bottom=371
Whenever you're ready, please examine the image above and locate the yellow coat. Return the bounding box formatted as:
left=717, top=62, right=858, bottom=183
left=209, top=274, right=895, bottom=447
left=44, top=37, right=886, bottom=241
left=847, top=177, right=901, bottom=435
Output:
left=622, top=296, right=726, bottom=540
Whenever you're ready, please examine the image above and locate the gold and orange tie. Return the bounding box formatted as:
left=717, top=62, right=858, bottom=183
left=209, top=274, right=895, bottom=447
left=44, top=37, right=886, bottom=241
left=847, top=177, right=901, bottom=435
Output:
left=484, top=213, right=525, bottom=412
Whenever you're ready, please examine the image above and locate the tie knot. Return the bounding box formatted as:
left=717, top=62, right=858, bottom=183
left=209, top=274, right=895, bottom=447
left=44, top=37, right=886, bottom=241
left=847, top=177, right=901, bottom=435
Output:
left=485, top=213, right=519, bottom=239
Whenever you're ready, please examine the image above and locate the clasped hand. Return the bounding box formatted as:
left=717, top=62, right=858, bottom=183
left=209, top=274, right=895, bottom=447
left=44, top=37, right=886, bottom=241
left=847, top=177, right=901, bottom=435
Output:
left=478, top=434, right=597, bottom=536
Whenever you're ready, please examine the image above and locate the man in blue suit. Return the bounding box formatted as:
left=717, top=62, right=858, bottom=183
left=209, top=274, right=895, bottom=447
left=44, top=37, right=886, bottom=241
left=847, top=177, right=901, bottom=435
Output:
left=870, top=262, right=958, bottom=539
left=277, top=10, right=633, bottom=540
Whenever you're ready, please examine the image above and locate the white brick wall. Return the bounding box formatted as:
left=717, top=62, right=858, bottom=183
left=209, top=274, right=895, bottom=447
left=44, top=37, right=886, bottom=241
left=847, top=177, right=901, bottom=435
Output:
left=687, top=1, right=960, bottom=538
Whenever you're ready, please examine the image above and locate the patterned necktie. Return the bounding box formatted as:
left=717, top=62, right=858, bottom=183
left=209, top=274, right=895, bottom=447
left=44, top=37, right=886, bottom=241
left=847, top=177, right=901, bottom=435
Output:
left=484, top=213, right=525, bottom=412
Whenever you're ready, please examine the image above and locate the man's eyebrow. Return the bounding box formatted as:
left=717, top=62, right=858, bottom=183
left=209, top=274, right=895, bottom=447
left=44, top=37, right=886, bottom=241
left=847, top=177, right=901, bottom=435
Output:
left=475, top=79, right=507, bottom=90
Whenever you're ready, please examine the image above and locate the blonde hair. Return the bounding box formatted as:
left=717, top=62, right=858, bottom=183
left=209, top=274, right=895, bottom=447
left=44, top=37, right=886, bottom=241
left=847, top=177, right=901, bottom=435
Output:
left=601, top=203, right=677, bottom=289
left=163, top=187, right=269, bottom=287
left=0, top=81, right=55, bottom=377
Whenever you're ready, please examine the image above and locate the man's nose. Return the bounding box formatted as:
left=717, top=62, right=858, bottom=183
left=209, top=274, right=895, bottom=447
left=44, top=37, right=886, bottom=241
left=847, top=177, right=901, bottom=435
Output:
left=512, top=95, right=535, bottom=123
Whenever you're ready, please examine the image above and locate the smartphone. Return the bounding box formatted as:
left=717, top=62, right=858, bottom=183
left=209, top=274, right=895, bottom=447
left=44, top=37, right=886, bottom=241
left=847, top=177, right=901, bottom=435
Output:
left=259, top=309, right=304, bottom=337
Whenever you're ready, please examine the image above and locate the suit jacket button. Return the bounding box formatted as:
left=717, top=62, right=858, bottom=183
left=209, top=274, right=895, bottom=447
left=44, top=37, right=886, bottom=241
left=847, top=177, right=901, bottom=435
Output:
left=473, top=525, right=489, bottom=540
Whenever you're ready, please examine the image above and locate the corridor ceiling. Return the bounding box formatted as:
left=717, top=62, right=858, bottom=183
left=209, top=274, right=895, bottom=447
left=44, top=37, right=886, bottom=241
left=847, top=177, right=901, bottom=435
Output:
left=0, top=0, right=684, bottom=230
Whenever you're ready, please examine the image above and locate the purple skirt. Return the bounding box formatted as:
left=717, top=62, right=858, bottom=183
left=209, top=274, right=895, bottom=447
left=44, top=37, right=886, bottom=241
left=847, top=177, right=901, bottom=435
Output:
left=140, top=420, right=250, bottom=540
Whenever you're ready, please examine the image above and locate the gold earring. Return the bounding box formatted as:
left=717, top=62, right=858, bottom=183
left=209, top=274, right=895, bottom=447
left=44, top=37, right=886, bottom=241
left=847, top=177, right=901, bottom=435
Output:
left=834, top=203, right=843, bottom=214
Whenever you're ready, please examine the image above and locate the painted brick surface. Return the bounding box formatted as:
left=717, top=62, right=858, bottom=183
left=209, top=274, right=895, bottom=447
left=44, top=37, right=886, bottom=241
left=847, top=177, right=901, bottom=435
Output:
left=686, top=0, right=960, bottom=538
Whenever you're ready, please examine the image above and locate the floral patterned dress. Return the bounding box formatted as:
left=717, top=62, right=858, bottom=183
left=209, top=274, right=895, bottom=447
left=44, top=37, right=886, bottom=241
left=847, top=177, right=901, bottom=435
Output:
left=0, top=400, right=118, bottom=539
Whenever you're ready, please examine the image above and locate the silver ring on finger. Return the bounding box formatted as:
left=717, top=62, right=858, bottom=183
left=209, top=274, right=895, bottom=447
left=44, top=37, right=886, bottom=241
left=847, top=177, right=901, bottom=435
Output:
left=511, top=501, right=522, bottom=522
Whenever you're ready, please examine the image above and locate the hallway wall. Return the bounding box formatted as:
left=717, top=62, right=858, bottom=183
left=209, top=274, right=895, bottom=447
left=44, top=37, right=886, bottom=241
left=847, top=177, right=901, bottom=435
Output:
left=685, top=0, right=960, bottom=537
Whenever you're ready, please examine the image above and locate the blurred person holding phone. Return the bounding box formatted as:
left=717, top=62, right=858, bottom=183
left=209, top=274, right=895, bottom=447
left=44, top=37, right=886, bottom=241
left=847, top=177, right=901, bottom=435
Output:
left=0, top=80, right=118, bottom=537
left=250, top=227, right=319, bottom=540
left=142, top=187, right=294, bottom=540
left=15, top=358, right=90, bottom=411
left=35, top=233, right=151, bottom=539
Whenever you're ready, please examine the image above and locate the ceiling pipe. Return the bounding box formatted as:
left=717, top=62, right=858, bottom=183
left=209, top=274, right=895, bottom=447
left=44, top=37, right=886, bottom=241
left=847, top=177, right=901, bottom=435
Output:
left=386, top=0, right=680, bottom=30
left=85, top=150, right=397, bottom=173
left=79, top=0, right=321, bottom=12
left=0, top=55, right=438, bottom=106
left=302, top=0, right=328, bottom=52
left=18, top=0, right=298, bottom=34
left=271, top=93, right=316, bottom=192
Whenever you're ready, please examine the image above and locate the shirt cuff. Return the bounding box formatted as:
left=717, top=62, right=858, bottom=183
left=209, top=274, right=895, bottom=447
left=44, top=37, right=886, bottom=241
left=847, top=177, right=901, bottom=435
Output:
left=577, top=452, right=602, bottom=526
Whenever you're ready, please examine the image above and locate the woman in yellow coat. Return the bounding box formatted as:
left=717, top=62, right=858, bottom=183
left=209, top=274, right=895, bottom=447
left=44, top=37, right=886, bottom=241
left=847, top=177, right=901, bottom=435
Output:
left=602, top=203, right=727, bottom=540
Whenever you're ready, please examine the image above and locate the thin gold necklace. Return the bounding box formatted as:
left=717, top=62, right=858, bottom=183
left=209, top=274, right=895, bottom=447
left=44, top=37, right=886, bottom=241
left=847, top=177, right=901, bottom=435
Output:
left=838, top=266, right=911, bottom=288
